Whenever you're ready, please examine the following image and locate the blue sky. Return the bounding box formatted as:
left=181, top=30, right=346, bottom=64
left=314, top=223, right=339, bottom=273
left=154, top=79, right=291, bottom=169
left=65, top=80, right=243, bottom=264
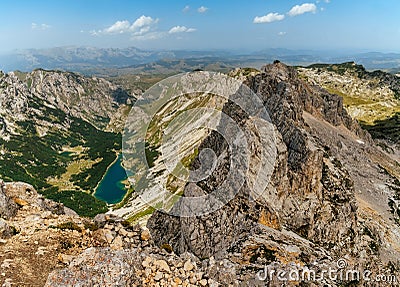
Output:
left=1, top=0, right=400, bottom=53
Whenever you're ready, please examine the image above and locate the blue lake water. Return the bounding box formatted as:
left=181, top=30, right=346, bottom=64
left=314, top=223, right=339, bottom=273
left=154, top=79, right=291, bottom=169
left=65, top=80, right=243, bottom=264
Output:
left=94, top=153, right=127, bottom=204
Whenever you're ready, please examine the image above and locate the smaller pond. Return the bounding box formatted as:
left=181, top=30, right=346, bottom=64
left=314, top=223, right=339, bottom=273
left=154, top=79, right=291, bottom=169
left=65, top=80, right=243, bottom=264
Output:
left=59, top=151, right=73, bottom=157
left=94, top=153, right=128, bottom=204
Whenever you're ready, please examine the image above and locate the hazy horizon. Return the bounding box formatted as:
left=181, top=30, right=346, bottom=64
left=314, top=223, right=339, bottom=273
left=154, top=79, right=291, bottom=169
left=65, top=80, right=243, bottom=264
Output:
left=1, top=45, right=399, bottom=57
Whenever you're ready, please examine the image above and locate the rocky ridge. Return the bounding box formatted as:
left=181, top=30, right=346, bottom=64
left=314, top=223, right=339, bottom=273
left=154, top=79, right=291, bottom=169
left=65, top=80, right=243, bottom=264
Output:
left=0, top=69, right=132, bottom=135
left=297, top=62, right=400, bottom=124
left=148, top=62, right=400, bottom=285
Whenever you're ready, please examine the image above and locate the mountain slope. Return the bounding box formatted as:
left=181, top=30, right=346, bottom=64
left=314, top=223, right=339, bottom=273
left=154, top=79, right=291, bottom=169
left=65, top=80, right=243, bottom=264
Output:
left=298, top=62, right=400, bottom=125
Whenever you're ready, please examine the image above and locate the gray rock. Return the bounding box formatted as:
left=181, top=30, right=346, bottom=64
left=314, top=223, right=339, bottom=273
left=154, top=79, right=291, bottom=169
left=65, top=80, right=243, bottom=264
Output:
left=0, top=181, right=18, bottom=219
left=0, top=218, right=15, bottom=238
left=93, top=213, right=107, bottom=228
left=45, top=248, right=139, bottom=287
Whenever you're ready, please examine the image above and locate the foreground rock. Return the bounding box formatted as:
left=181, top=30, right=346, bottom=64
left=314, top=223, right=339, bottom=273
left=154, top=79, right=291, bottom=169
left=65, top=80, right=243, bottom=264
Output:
left=0, top=181, right=143, bottom=286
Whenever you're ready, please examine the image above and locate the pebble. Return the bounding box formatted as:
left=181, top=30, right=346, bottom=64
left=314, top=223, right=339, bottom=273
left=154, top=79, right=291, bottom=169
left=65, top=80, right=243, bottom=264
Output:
left=13, top=198, right=28, bottom=206
left=111, top=236, right=123, bottom=250
left=154, top=272, right=163, bottom=281
left=140, top=229, right=151, bottom=241
left=174, top=277, right=182, bottom=284
left=119, top=228, right=128, bottom=237
left=58, top=253, right=74, bottom=264
left=142, top=256, right=152, bottom=268
left=154, top=259, right=170, bottom=272
left=103, top=229, right=114, bottom=244
left=183, top=260, right=194, bottom=272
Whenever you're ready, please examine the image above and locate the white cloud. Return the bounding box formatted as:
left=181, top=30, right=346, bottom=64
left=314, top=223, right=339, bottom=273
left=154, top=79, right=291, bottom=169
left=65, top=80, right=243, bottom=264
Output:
left=278, top=31, right=287, bottom=36
left=183, top=5, right=190, bottom=13
left=31, top=23, right=51, bottom=30
left=198, top=6, right=208, bottom=13
left=288, top=3, right=317, bottom=16
left=99, top=15, right=159, bottom=38
left=169, top=26, right=196, bottom=34
left=253, top=13, right=285, bottom=24
left=131, top=15, right=158, bottom=31
left=104, top=20, right=131, bottom=34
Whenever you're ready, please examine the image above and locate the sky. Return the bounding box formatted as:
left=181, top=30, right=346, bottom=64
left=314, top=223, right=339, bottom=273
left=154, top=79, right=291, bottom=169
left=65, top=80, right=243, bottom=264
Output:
left=0, top=0, right=400, bottom=53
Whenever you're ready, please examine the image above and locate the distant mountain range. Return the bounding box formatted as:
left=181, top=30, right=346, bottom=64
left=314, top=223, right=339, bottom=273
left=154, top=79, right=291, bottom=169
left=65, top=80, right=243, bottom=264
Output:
left=1, top=46, right=400, bottom=75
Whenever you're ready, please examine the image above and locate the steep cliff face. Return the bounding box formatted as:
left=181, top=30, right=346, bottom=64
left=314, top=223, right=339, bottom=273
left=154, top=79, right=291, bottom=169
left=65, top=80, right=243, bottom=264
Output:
left=148, top=62, right=400, bottom=283
left=148, top=62, right=357, bottom=255
left=248, top=63, right=366, bottom=248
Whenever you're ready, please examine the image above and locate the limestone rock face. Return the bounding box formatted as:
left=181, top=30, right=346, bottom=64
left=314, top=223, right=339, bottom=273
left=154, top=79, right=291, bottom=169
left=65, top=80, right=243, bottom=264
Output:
left=147, top=62, right=400, bottom=283
left=148, top=62, right=358, bottom=258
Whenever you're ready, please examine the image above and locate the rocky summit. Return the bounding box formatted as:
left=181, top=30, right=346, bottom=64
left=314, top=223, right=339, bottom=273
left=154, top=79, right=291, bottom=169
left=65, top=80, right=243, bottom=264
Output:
left=1, top=62, right=400, bottom=286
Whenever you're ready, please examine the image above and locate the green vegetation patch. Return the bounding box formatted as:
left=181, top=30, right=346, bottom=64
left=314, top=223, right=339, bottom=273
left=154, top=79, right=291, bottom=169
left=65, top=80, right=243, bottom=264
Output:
left=360, top=112, right=400, bottom=143
left=126, top=206, right=156, bottom=224
left=44, top=188, right=108, bottom=218
left=0, top=99, right=120, bottom=217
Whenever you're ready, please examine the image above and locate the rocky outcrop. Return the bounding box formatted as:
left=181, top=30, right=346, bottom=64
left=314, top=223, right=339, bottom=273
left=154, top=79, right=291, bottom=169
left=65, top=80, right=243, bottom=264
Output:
left=147, top=62, right=400, bottom=285
left=45, top=246, right=212, bottom=287
left=0, top=181, right=152, bottom=286
left=298, top=63, right=400, bottom=125
left=148, top=62, right=359, bottom=257
left=0, top=180, right=18, bottom=219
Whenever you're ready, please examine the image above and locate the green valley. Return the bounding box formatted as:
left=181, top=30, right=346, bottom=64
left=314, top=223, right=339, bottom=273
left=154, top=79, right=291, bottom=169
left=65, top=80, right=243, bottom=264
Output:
left=0, top=69, right=132, bottom=217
